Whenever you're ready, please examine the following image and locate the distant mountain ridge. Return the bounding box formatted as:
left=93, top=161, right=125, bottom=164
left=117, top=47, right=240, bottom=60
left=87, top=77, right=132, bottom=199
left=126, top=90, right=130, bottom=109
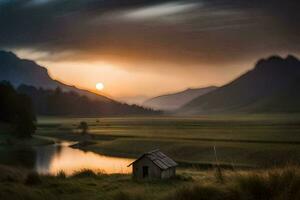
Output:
left=0, top=50, right=110, bottom=102
left=16, top=84, right=159, bottom=116
left=179, top=55, right=300, bottom=114
left=143, top=86, right=217, bottom=110
left=0, top=50, right=158, bottom=116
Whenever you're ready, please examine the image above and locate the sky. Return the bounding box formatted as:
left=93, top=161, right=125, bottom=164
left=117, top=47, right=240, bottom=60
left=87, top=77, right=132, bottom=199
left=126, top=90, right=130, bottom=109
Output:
left=0, top=0, right=299, bottom=102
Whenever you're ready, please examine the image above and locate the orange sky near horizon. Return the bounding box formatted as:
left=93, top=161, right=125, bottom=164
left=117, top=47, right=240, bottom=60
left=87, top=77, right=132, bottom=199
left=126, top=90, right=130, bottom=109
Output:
left=43, top=60, right=200, bottom=96
left=13, top=48, right=300, bottom=102
left=12, top=48, right=287, bottom=101
left=26, top=57, right=250, bottom=100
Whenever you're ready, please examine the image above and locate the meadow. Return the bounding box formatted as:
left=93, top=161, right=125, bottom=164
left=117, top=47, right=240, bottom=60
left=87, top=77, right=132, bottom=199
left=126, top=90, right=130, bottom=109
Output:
left=36, top=114, right=300, bottom=168
left=2, top=115, right=300, bottom=200
left=0, top=165, right=300, bottom=200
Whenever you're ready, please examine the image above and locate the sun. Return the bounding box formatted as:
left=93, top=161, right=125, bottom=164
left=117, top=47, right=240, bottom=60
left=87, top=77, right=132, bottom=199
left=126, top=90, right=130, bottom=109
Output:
left=96, top=82, right=104, bottom=91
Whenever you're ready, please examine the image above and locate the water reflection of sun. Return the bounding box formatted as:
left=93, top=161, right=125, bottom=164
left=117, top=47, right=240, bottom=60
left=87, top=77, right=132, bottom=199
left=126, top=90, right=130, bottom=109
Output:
left=46, top=148, right=133, bottom=176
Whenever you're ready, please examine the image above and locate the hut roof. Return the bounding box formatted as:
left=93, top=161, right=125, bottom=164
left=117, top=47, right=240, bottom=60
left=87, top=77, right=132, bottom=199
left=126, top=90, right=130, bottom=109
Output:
left=128, top=149, right=178, bottom=170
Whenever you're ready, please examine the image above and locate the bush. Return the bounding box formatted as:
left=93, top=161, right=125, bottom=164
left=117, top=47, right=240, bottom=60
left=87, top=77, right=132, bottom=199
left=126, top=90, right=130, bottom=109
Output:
left=56, top=171, right=66, bottom=179
left=25, top=171, right=41, bottom=185
left=72, top=169, right=100, bottom=178
left=78, top=121, right=88, bottom=135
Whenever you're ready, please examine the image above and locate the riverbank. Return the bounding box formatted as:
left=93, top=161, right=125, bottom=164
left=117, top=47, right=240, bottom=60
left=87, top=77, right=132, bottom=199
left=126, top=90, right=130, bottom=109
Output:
left=0, top=122, right=54, bottom=146
left=0, top=165, right=299, bottom=200
left=35, top=115, right=300, bottom=169
left=0, top=134, right=54, bottom=146
left=34, top=130, right=253, bottom=169
left=33, top=130, right=293, bottom=169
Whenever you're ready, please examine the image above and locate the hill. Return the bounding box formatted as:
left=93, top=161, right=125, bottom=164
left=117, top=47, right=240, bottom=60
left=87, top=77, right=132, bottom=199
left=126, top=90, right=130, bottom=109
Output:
left=179, top=55, right=300, bottom=114
left=143, top=86, right=217, bottom=110
left=0, top=50, right=110, bottom=102
left=0, top=50, right=158, bottom=116
left=17, top=84, right=159, bottom=116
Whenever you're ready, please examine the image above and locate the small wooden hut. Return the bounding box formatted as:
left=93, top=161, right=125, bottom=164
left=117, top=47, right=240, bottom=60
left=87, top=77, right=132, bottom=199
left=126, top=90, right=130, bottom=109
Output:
left=128, top=149, right=177, bottom=180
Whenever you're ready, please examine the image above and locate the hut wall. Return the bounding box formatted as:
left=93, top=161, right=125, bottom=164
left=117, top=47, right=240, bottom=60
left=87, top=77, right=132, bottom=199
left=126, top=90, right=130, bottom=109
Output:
left=132, top=157, right=162, bottom=180
left=161, top=167, right=176, bottom=179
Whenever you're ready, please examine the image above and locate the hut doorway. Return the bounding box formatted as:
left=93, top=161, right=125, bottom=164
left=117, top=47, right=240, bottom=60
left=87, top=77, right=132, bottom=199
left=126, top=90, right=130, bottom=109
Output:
left=143, top=166, right=149, bottom=178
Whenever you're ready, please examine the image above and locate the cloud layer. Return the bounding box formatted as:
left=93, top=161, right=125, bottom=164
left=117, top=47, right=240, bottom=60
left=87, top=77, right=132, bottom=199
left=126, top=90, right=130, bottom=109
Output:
left=0, top=0, right=300, bottom=98
left=1, top=0, right=299, bottom=65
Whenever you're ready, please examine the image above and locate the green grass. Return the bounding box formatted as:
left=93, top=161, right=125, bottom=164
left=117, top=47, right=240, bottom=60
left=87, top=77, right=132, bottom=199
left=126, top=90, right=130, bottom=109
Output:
left=0, top=166, right=192, bottom=200
left=1, top=115, right=299, bottom=199
left=38, top=115, right=300, bottom=142
left=1, top=165, right=300, bottom=200
left=36, top=115, right=300, bottom=168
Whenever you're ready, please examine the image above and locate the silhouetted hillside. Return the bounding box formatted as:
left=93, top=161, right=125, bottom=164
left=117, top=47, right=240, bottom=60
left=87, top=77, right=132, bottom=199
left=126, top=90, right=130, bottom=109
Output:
left=0, top=50, right=110, bottom=102
left=143, top=86, right=217, bottom=110
left=0, top=50, right=159, bottom=116
left=17, top=85, right=159, bottom=116
left=179, top=55, right=300, bottom=114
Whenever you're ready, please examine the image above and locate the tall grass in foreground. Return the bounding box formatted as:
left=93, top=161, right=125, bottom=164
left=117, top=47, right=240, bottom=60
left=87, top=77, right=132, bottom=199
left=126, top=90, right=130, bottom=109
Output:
left=1, top=165, right=300, bottom=200
left=165, top=166, right=300, bottom=200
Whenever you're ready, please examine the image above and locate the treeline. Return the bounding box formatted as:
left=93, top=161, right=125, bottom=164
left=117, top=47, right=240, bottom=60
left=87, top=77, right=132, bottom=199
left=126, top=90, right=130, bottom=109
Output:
left=17, top=85, right=160, bottom=116
left=0, top=81, right=36, bottom=138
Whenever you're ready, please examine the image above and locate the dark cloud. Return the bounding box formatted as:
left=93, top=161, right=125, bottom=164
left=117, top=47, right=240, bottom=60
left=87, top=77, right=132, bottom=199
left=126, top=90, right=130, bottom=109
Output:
left=0, top=0, right=299, bottom=68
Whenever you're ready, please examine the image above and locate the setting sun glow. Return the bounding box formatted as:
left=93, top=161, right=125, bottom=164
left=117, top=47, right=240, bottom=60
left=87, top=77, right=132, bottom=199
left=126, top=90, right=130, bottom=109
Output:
left=96, top=82, right=104, bottom=91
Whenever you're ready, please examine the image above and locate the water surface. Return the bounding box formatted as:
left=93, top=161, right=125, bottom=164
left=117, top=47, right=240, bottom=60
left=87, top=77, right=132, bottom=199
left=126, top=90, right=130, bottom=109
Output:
left=0, top=141, right=134, bottom=175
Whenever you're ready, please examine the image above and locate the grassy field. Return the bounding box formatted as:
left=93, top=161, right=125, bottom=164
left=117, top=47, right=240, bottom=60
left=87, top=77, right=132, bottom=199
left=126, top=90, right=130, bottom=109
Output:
left=36, top=114, right=300, bottom=168
left=0, top=165, right=300, bottom=200
left=2, top=115, right=300, bottom=199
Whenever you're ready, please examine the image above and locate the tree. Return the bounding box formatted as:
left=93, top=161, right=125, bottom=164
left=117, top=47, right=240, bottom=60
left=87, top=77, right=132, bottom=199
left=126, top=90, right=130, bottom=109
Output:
left=0, top=81, right=17, bottom=122
left=14, top=94, right=36, bottom=138
left=78, top=121, right=88, bottom=135
left=0, top=81, right=36, bottom=138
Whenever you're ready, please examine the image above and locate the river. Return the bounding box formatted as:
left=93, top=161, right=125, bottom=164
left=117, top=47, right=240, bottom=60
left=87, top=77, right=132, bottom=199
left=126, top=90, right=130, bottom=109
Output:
left=0, top=141, right=134, bottom=176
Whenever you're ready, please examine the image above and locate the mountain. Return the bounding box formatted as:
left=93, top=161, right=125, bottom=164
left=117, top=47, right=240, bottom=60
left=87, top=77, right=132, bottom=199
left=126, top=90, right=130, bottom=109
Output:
left=16, top=85, right=159, bottom=116
left=0, top=50, right=158, bottom=116
left=0, top=50, right=110, bottom=102
left=143, top=86, right=217, bottom=110
left=179, top=55, right=300, bottom=114
left=118, top=95, right=149, bottom=105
